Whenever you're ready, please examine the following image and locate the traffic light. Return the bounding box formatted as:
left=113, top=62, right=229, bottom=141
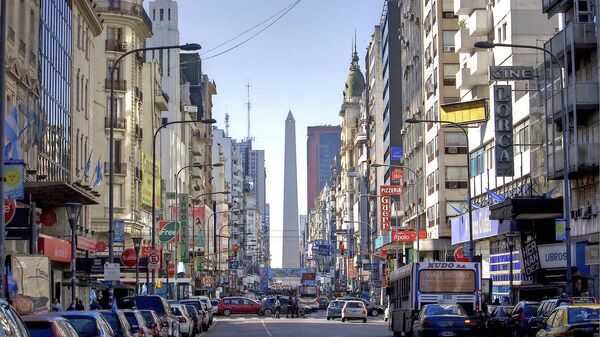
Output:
left=232, top=244, right=238, bottom=258
left=339, top=243, right=345, bottom=256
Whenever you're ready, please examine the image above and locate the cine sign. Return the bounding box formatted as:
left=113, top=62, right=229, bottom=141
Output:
left=494, top=85, right=514, bottom=177
left=489, top=66, right=534, bottom=81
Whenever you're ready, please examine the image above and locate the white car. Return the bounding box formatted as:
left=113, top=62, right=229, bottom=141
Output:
left=341, top=300, right=368, bottom=323
left=121, top=310, right=153, bottom=337
left=170, top=304, right=193, bottom=337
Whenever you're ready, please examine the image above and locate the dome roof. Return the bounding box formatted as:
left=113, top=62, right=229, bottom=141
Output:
left=344, top=51, right=365, bottom=98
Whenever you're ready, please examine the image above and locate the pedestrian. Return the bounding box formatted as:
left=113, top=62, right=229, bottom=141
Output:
left=286, top=295, right=293, bottom=318
left=492, top=298, right=500, bottom=305
left=51, top=298, right=63, bottom=311
left=274, top=296, right=281, bottom=319
left=292, top=296, right=299, bottom=318
left=67, top=301, right=76, bottom=311
left=90, top=298, right=101, bottom=310
left=76, top=298, right=84, bottom=310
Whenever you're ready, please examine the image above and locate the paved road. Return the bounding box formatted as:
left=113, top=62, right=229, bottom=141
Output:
left=202, top=312, right=391, bottom=337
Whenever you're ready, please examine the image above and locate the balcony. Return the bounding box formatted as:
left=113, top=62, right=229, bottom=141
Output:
left=105, top=78, right=127, bottom=91
left=456, top=67, right=487, bottom=90
left=104, top=162, right=128, bottom=175
left=548, top=143, right=600, bottom=179
left=104, top=116, right=127, bottom=130
left=545, top=22, right=597, bottom=60
left=93, top=1, right=152, bottom=34
left=468, top=9, right=493, bottom=37
left=455, top=28, right=477, bottom=54
left=546, top=82, right=599, bottom=123
left=154, top=89, right=168, bottom=111
left=467, top=49, right=492, bottom=76
left=105, top=39, right=127, bottom=52
left=454, top=0, right=487, bottom=16
left=542, top=0, right=572, bottom=15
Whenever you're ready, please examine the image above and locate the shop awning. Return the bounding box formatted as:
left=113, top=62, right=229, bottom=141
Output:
left=490, top=197, right=564, bottom=220
left=24, top=181, right=99, bottom=208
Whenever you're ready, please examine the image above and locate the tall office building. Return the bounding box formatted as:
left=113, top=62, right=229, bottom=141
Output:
left=282, top=111, right=300, bottom=268
left=235, top=139, right=266, bottom=217
left=306, top=126, right=341, bottom=213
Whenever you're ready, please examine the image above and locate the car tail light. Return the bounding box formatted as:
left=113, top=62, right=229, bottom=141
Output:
left=152, top=326, right=160, bottom=337
left=520, top=312, right=527, bottom=324
left=363, top=309, right=367, bottom=315
left=465, top=319, right=477, bottom=326
left=422, top=318, right=432, bottom=327
left=342, top=308, right=347, bottom=314
left=139, top=328, right=147, bottom=337
left=565, top=328, right=575, bottom=337
left=178, top=317, right=187, bottom=323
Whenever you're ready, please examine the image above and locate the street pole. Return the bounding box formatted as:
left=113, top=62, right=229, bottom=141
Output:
left=164, top=251, right=171, bottom=300
left=132, top=237, right=142, bottom=295
left=0, top=0, right=7, bottom=300
left=108, top=43, right=201, bottom=301
left=66, top=203, right=82, bottom=309
left=474, top=40, right=572, bottom=297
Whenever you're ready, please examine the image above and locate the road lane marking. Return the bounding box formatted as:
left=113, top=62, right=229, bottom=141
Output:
left=260, top=319, right=273, bottom=337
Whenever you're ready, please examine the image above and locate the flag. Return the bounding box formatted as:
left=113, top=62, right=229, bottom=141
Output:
left=111, top=296, right=118, bottom=312
left=545, top=188, right=556, bottom=198
left=83, top=150, right=93, bottom=179
left=486, top=188, right=506, bottom=202
left=4, top=106, right=22, bottom=160
left=92, top=157, right=103, bottom=187
left=449, top=204, right=464, bottom=215
left=5, top=266, right=18, bottom=300
left=462, top=199, right=480, bottom=210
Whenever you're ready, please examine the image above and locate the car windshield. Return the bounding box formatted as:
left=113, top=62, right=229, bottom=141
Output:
left=99, top=313, right=122, bottom=332
left=425, top=305, right=466, bottom=316
left=133, top=297, right=166, bottom=315
left=24, top=322, right=52, bottom=337
left=186, top=306, right=198, bottom=315
left=568, top=308, right=600, bottom=323
left=346, top=302, right=363, bottom=308
left=64, top=317, right=97, bottom=337
left=139, top=311, right=155, bottom=324
left=172, top=307, right=183, bottom=316
left=211, top=300, right=219, bottom=306
left=181, top=301, right=200, bottom=310
left=123, top=313, right=139, bottom=328
left=524, top=306, right=539, bottom=316
left=330, top=301, right=343, bottom=308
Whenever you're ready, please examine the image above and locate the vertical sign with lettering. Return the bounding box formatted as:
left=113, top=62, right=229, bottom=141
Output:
left=179, top=194, right=188, bottom=261
left=494, top=85, right=514, bottom=177
left=380, top=185, right=403, bottom=231
left=520, top=240, right=541, bottom=277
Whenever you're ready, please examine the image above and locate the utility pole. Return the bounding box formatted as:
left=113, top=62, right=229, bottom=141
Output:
left=0, top=0, right=7, bottom=300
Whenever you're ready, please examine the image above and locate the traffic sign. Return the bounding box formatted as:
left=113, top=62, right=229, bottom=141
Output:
left=148, top=250, right=160, bottom=270
left=4, top=199, right=16, bottom=224
left=104, top=263, right=120, bottom=281
left=121, top=248, right=137, bottom=267
left=228, top=260, right=239, bottom=270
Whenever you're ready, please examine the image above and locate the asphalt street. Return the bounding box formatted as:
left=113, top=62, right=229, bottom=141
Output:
left=201, top=312, right=391, bottom=337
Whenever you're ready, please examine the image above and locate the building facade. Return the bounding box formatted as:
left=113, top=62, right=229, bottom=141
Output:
left=306, top=125, right=341, bottom=213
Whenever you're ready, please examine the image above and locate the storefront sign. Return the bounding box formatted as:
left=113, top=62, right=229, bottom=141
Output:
left=159, top=221, right=180, bottom=243
left=521, top=240, right=541, bottom=277
left=141, top=152, right=161, bottom=208
left=374, top=233, right=392, bottom=249
left=380, top=185, right=402, bottom=231
left=451, top=206, right=511, bottom=244
left=77, top=236, right=96, bottom=252
left=489, top=66, right=534, bottom=81
left=538, top=243, right=575, bottom=269
left=494, top=85, right=514, bottom=177
left=390, top=167, right=403, bottom=185
left=104, top=263, right=121, bottom=281
left=392, top=230, right=427, bottom=242
left=121, top=248, right=137, bottom=267
left=113, top=220, right=125, bottom=243
left=179, top=194, right=188, bottom=261
left=38, top=235, right=71, bottom=263
left=391, top=147, right=403, bottom=161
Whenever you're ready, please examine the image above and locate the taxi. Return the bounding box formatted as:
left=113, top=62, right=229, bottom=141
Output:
left=535, top=300, right=599, bottom=337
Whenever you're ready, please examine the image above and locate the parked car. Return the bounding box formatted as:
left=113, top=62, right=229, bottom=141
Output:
left=23, top=315, right=79, bottom=337
left=121, top=310, right=152, bottom=337
left=412, top=304, right=474, bottom=337
left=119, top=296, right=179, bottom=337
left=259, top=297, right=289, bottom=317
left=319, top=297, right=330, bottom=310
left=182, top=305, right=202, bottom=335
left=510, top=301, right=541, bottom=337
left=530, top=298, right=571, bottom=332
left=170, top=304, right=193, bottom=337
left=535, top=304, right=599, bottom=337
left=0, top=300, right=31, bottom=337
left=98, top=310, right=134, bottom=337
left=185, top=296, right=214, bottom=325
left=180, top=298, right=211, bottom=328
left=218, top=297, right=261, bottom=316
left=342, top=297, right=384, bottom=316
left=41, top=311, right=115, bottom=337
left=341, top=300, right=367, bottom=323
left=137, top=310, right=165, bottom=337
left=486, top=306, right=515, bottom=336
left=326, top=300, right=346, bottom=320
left=210, top=300, right=219, bottom=315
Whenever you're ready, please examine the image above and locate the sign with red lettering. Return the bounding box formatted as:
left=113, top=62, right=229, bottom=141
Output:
left=380, top=186, right=403, bottom=231
left=391, top=168, right=404, bottom=185
left=392, top=230, right=427, bottom=242
left=453, top=246, right=471, bottom=262
left=4, top=199, right=16, bottom=224
left=121, top=248, right=137, bottom=267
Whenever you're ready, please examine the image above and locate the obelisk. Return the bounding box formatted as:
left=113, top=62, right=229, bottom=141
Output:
left=282, top=111, right=300, bottom=268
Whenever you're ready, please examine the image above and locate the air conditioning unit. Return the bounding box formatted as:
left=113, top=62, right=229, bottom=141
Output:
left=448, top=181, right=459, bottom=189
left=448, top=146, right=458, bottom=154
left=120, top=42, right=128, bottom=51
left=591, top=204, right=600, bottom=215
left=581, top=206, right=592, bottom=219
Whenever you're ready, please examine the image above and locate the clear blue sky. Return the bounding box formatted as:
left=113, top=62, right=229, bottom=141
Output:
left=176, top=0, right=383, bottom=268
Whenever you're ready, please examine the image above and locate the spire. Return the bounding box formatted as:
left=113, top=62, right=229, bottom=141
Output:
left=286, top=110, right=294, bottom=122
left=344, top=35, right=365, bottom=98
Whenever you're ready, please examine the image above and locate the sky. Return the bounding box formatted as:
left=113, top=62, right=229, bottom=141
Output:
left=176, top=0, right=383, bottom=268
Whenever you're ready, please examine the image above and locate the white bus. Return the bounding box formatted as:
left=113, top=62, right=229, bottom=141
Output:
left=389, top=262, right=482, bottom=337
left=297, top=285, right=320, bottom=311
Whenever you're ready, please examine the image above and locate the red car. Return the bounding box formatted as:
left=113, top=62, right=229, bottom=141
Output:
left=217, top=297, right=261, bottom=316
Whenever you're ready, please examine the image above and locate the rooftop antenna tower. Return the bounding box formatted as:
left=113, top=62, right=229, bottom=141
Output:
left=246, top=81, right=252, bottom=140
left=225, top=113, right=230, bottom=137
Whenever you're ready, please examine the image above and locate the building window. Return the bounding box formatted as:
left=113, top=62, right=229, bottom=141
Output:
left=443, top=64, right=459, bottom=86
left=442, top=30, right=456, bottom=52
left=514, top=121, right=530, bottom=154
left=445, top=166, right=468, bottom=189
left=442, top=0, right=456, bottom=18
left=107, top=97, right=123, bottom=118
left=426, top=135, right=439, bottom=162
left=159, top=8, right=164, bottom=21
left=470, top=148, right=485, bottom=177
left=502, top=22, right=507, bottom=41
left=158, top=49, right=163, bottom=75
left=444, top=132, right=468, bottom=154
left=167, top=51, right=170, bottom=76
left=153, top=8, right=155, bottom=20
left=168, top=8, right=171, bottom=20
left=107, top=26, right=122, bottom=43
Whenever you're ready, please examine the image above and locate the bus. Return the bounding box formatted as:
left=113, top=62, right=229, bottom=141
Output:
left=389, top=262, right=482, bottom=337
left=297, top=285, right=320, bottom=311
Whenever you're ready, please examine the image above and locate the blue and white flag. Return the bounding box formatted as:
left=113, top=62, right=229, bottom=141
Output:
left=545, top=188, right=556, bottom=198
left=4, top=106, right=22, bottom=160
left=5, top=266, right=18, bottom=300
left=486, top=188, right=506, bottom=202
left=92, top=157, right=103, bottom=187
left=449, top=204, right=464, bottom=215
left=463, top=198, right=481, bottom=210
left=111, top=296, right=118, bottom=312
left=83, top=150, right=93, bottom=180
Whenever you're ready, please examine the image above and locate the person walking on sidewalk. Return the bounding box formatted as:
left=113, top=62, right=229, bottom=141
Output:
left=275, top=296, right=282, bottom=319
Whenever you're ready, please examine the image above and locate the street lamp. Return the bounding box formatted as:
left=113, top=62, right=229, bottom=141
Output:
left=132, top=237, right=143, bottom=295
left=406, top=118, right=474, bottom=259
left=65, top=202, right=82, bottom=309
left=106, top=42, right=202, bottom=301
left=474, top=40, right=572, bottom=297
left=505, top=232, right=519, bottom=304
left=163, top=251, right=172, bottom=300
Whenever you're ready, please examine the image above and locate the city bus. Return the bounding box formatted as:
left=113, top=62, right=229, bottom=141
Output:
left=297, top=285, right=320, bottom=311
left=389, top=262, right=482, bottom=337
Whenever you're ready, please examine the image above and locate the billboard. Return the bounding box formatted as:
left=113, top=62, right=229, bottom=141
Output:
left=493, top=85, right=514, bottom=177
left=439, top=99, right=487, bottom=124
left=380, top=185, right=403, bottom=230
left=11, top=255, right=50, bottom=315
left=141, top=152, right=161, bottom=208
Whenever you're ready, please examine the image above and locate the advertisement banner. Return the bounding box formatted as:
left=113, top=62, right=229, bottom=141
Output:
left=450, top=206, right=511, bottom=245
left=141, top=153, right=161, bottom=208
left=392, top=230, right=427, bottom=243
left=179, top=195, right=188, bottom=261
left=521, top=240, right=541, bottom=277
left=380, top=185, right=402, bottom=231
left=113, top=220, right=125, bottom=243
left=538, top=243, right=576, bottom=269
left=493, top=85, right=514, bottom=177
left=390, top=167, right=403, bottom=185
left=555, top=218, right=567, bottom=241
left=159, top=221, right=180, bottom=243
left=4, top=160, right=24, bottom=200
left=11, top=255, right=50, bottom=315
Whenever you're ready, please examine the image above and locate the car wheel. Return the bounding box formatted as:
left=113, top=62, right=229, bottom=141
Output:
left=223, top=309, right=231, bottom=317
left=264, top=309, right=273, bottom=317
left=327, top=316, right=330, bottom=320
left=363, top=318, right=367, bottom=323
left=371, top=309, right=379, bottom=317
left=342, top=318, right=346, bottom=322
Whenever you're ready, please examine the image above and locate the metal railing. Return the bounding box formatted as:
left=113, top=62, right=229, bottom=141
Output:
left=104, top=162, right=128, bottom=175
left=105, top=39, right=127, bottom=52
left=104, top=116, right=127, bottom=130
left=94, top=1, right=152, bottom=33
left=105, top=78, right=127, bottom=91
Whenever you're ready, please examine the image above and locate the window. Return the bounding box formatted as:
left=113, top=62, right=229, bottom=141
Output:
left=442, top=0, right=456, bottom=17
left=514, top=122, right=530, bottom=154
left=107, top=97, right=123, bottom=118
left=443, top=64, right=459, bottom=86
left=75, top=70, right=80, bottom=110
left=167, top=51, right=170, bottom=76
left=433, top=35, right=438, bottom=56
left=107, top=60, right=121, bottom=80
left=426, top=135, right=439, bottom=162
left=446, top=166, right=467, bottom=181
left=427, top=204, right=439, bottom=227
left=497, top=27, right=502, bottom=43
left=502, top=22, right=507, bottom=41
left=470, top=148, right=485, bottom=177
left=107, top=26, right=122, bottom=42
left=444, top=132, right=467, bottom=154
left=158, top=49, right=163, bottom=75
left=159, top=8, right=164, bottom=21
left=168, top=8, right=171, bottom=20
left=442, top=30, right=456, bottom=52
left=431, top=1, right=437, bottom=24
left=446, top=201, right=463, bottom=217
left=153, top=8, right=155, bottom=20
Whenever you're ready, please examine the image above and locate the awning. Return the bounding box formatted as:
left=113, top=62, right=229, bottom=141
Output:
left=38, top=234, right=71, bottom=263
left=77, top=236, right=96, bottom=252
left=24, top=181, right=99, bottom=208
left=490, top=197, right=564, bottom=221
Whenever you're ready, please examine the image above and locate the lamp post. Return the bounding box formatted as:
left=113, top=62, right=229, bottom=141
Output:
left=132, top=237, right=143, bottom=295
left=505, top=232, right=518, bottom=304
left=66, top=202, right=82, bottom=309
left=371, top=164, right=421, bottom=261
left=149, top=119, right=216, bottom=294
left=163, top=251, right=172, bottom=299
left=474, top=40, right=572, bottom=297
left=106, top=42, right=201, bottom=302
left=406, top=118, right=474, bottom=259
